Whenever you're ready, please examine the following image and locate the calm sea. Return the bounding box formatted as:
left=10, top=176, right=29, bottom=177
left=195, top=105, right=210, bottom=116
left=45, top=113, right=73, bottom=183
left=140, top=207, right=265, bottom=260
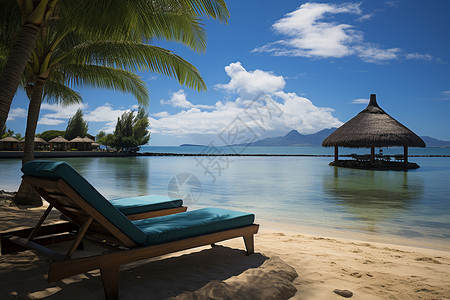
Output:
left=1, top=146, right=449, bottom=250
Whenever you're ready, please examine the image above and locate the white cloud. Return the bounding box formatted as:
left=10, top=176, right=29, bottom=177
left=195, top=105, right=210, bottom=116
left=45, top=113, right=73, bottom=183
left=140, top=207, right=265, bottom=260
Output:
left=38, top=103, right=86, bottom=126
left=84, top=105, right=127, bottom=122
left=161, top=90, right=193, bottom=108
left=7, top=108, right=27, bottom=121
left=149, top=62, right=342, bottom=141
left=352, top=98, right=369, bottom=104
left=405, top=53, right=433, bottom=61
left=84, top=105, right=129, bottom=133
left=355, top=45, right=400, bottom=63
left=215, top=62, right=285, bottom=97
left=38, top=117, right=66, bottom=125
left=253, top=2, right=432, bottom=64
left=40, top=103, right=87, bottom=119
left=38, top=102, right=130, bottom=133
left=356, top=13, right=374, bottom=22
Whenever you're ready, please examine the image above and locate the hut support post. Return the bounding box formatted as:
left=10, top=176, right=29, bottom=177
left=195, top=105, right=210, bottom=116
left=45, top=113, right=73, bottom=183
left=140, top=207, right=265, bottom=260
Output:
left=370, top=145, right=375, bottom=163
left=334, top=146, right=338, bottom=162
left=404, top=146, right=408, bottom=163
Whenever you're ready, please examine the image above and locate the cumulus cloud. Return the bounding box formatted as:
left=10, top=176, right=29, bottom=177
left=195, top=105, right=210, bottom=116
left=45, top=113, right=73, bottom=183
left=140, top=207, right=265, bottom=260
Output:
left=40, top=103, right=87, bottom=119
left=7, top=108, right=27, bottom=121
left=215, top=62, right=285, bottom=97
left=253, top=2, right=432, bottom=63
left=161, top=90, right=193, bottom=108
left=149, top=62, right=342, bottom=142
left=38, top=102, right=132, bottom=133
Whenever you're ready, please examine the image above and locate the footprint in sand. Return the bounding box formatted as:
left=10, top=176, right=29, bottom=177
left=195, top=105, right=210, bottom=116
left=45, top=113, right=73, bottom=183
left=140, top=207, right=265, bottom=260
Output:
left=415, top=257, right=442, bottom=264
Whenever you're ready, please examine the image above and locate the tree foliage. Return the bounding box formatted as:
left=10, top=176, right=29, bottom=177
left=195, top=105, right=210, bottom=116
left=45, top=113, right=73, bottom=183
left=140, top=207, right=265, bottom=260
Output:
left=37, top=130, right=66, bottom=141
left=1, top=124, right=6, bottom=137
left=64, top=109, right=88, bottom=140
left=98, top=107, right=150, bottom=153
left=96, top=130, right=106, bottom=141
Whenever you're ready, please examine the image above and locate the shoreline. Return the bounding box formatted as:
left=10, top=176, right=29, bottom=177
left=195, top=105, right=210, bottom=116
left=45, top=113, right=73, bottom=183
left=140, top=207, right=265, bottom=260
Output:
left=1, top=203, right=449, bottom=299
left=2, top=195, right=449, bottom=253
left=1, top=150, right=450, bottom=159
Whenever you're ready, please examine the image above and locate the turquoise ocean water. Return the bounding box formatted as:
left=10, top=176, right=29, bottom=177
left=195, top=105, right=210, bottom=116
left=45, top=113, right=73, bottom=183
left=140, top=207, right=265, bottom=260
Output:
left=1, top=146, right=449, bottom=250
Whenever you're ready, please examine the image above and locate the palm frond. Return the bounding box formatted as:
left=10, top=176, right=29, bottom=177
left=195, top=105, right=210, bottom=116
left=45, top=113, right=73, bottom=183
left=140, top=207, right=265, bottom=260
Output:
left=57, top=0, right=227, bottom=49
left=58, top=42, right=206, bottom=91
left=57, top=64, right=149, bottom=106
left=0, top=0, right=22, bottom=52
left=43, top=81, right=82, bottom=105
left=167, top=0, right=229, bottom=23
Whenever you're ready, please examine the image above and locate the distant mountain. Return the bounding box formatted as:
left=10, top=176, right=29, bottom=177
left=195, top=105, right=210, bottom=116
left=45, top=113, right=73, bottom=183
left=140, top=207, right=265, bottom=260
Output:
left=420, top=136, right=450, bottom=147
left=237, top=129, right=450, bottom=147
left=178, top=130, right=450, bottom=148
left=240, top=128, right=338, bottom=147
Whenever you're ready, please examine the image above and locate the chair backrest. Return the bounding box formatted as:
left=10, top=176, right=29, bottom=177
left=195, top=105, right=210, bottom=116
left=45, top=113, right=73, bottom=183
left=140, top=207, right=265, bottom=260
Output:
left=22, top=160, right=147, bottom=246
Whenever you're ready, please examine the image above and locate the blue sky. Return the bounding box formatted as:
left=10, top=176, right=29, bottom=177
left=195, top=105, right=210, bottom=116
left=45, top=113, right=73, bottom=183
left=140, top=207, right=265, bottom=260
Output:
left=6, top=0, right=450, bottom=146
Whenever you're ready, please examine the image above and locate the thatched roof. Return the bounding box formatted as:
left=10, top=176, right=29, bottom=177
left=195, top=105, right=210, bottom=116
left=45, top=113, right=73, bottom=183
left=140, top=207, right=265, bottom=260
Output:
left=19, top=136, right=48, bottom=144
left=322, top=94, right=426, bottom=148
left=34, top=136, right=48, bottom=144
left=82, top=137, right=95, bottom=143
left=0, top=136, right=20, bottom=142
left=49, top=136, right=69, bottom=143
left=70, top=136, right=86, bottom=143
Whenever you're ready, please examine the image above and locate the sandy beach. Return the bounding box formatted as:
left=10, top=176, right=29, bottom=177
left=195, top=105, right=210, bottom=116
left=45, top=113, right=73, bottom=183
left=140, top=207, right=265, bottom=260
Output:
left=1, top=201, right=449, bottom=300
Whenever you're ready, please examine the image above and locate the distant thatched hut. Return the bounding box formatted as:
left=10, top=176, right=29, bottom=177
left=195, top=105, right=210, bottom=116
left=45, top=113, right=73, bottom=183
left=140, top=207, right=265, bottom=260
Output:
left=69, top=136, right=95, bottom=151
left=49, top=136, right=69, bottom=151
left=0, top=136, right=20, bottom=151
left=19, top=136, right=49, bottom=150
left=322, top=94, right=425, bottom=165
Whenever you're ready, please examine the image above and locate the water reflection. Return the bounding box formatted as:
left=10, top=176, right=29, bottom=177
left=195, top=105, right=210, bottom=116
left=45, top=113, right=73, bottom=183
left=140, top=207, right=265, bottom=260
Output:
left=63, top=157, right=151, bottom=199
left=322, top=166, right=424, bottom=233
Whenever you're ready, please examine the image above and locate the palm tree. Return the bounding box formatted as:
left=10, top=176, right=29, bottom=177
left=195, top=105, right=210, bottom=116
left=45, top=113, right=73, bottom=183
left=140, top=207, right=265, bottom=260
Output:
left=0, top=0, right=229, bottom=129
left=12, top=15, right=213, bottom=204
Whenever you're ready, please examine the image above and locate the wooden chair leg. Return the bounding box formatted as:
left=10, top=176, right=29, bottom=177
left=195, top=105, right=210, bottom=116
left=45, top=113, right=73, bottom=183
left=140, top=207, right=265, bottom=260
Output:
left=101, top=265, right=120, bottom=300
left=243, top=234, right=254, bottom=255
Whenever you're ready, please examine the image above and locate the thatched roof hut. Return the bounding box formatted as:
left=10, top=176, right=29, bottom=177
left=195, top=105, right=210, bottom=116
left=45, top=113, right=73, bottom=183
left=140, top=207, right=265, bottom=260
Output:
left=49, top=136, right=69, bottom=151
left=34, top=136, right=48, bottom=144
left=70, top=136, right=94, bottom=151
left=69, top=136, right=85, bottom=143
left=0, top=136, right=20, bottom=151
left=49, top=136, right=69, bottom=143
left=322, top=94, right=425, bottom=164
left=18, top=136, right=49, bottom=150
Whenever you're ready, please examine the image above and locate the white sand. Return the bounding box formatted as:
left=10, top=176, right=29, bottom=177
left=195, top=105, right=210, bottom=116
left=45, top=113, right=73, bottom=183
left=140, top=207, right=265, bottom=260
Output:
left=1, top=203, right=449, bottom=299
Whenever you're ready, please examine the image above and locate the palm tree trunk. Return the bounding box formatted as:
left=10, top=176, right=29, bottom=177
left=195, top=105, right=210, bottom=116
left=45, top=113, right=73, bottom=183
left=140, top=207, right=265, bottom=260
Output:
left=13, top=78, right=46, bottom=207
left=0, top=22, right=40, bottom=129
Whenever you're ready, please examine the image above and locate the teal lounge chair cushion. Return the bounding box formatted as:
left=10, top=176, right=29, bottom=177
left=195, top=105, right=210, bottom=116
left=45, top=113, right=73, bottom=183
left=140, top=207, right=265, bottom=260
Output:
left=132, top=207, right=255, bottom=245
left=21, top=160, right=148, bottom=245
left=110, top=195, right=183, bottom=215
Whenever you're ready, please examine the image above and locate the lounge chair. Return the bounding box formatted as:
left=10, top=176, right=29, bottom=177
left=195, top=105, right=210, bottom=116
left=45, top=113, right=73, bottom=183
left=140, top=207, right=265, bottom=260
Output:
left=0, top=161, right=259, bottom=299
left=110, top=194, right=186, bottom=220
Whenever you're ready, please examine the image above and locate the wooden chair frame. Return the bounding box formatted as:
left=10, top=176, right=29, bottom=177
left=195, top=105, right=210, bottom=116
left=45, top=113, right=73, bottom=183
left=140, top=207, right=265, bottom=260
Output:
left=0, top=175, right=259, bottom=299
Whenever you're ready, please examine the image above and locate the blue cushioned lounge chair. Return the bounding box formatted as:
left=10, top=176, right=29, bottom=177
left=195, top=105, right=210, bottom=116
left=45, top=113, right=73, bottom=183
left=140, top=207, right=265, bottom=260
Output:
left=0, top=161, right=259, bottom=299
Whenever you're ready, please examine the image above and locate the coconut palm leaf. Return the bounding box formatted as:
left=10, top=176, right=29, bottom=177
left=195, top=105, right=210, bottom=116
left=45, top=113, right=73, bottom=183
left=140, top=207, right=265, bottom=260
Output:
left=56, top=42, right=206, bottom=91
left=59, top=0, right=228, bottom=50
left=43, top=81, right=82, bottom=105
left=55, top=64, right=149, bottom=106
